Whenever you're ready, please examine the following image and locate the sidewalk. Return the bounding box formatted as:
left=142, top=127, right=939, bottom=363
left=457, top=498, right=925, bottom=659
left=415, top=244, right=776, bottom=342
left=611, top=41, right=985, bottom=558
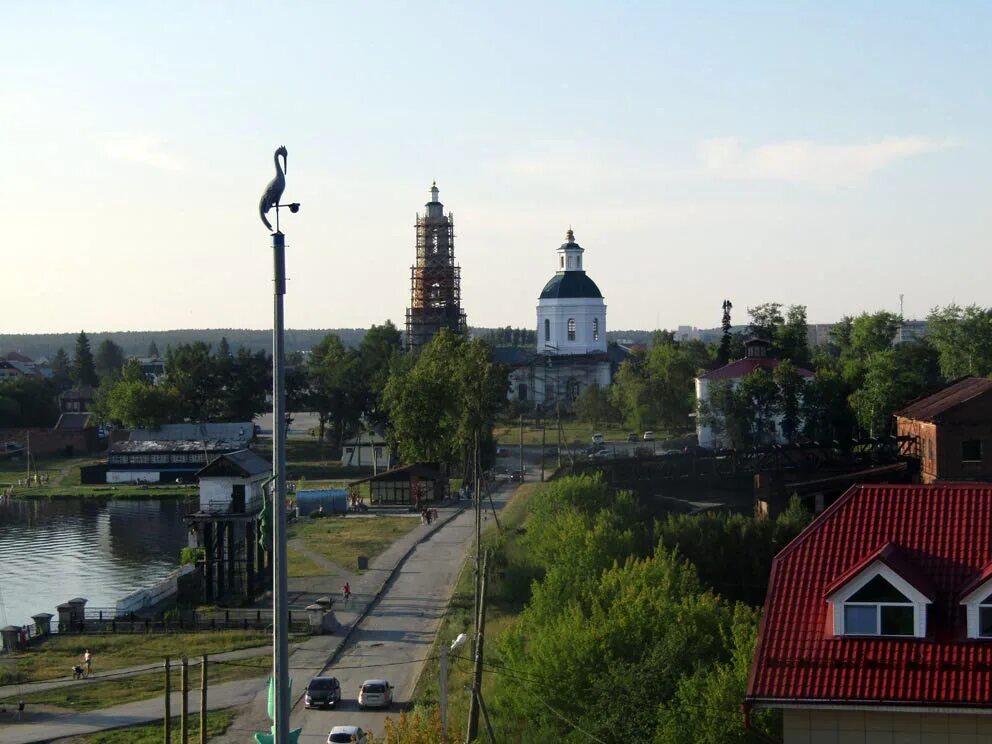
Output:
left=0, top=501, right=468, bottom=744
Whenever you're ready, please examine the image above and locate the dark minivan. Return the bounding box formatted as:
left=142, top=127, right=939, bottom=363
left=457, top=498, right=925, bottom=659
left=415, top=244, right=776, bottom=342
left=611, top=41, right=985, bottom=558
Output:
left=305, top=676, right=342, bottom=709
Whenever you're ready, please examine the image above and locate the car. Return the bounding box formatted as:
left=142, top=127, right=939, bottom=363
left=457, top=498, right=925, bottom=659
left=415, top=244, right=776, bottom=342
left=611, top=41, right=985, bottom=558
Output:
left=305, top=676, right=341, bottom=709
left=588, top=448, right=610, bottom=460
left=495, top=447, right=508, bottom=457
left=358, top=679, right=393, bottom=709
left=626, top=432, right=638, bottom=442
left=327, top=726, right=367, bottom=744
left=642, top=431, right=656, bottom=441
left=591, top=432, right=605, bottom=445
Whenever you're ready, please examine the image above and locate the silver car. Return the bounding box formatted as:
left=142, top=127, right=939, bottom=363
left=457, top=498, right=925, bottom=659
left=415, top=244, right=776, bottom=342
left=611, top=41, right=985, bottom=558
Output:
left=358, top=679, right=393, bottom=708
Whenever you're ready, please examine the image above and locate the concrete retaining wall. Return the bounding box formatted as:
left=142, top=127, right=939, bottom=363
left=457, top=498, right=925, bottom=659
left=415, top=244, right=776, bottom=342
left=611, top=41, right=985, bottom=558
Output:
left=115, top=564, right=194, bottom=615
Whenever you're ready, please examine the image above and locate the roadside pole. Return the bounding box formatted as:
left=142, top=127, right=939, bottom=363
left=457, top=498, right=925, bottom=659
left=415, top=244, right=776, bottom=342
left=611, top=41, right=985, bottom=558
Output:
left=439, top=642, right=450, bottom=744
left=541, top=423, right=546, bottom=481
left=163, top=657, right=171, bottom=744
left=518, top=414, right=524, bottom=482
left=181, top=656, right=189, bottom=744
left=466, top=550, right=489, bottom=744
left=199, top=654, right=208, bottom=744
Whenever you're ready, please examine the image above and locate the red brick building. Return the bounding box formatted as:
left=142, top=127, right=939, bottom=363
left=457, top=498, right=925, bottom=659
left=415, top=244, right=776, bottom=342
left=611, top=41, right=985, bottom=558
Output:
left=746, top=483, right=992, bottom=743
left=895, top=377, right=992, bottom=484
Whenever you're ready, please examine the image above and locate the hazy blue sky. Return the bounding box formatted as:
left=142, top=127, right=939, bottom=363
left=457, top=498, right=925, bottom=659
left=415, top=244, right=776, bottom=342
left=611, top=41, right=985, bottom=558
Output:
left=2, top=2, right=989, bottom=334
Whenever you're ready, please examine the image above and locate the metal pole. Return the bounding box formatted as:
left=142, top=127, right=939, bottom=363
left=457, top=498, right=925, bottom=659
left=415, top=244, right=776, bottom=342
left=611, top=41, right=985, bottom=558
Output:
left=466, top=551, right=488, bottom=744
left=164, top=657, right=171, bottom=744
left=181, top=656, right=188, bottom=744
left=519, top=414, right=524, bottom=482
left=199, top=654, right=208, bottom=744
left=541, top=422, right=546, bottom=482
left=439, top=642, right=449, bottom=744
left=272, top=230, right=290, bottom=743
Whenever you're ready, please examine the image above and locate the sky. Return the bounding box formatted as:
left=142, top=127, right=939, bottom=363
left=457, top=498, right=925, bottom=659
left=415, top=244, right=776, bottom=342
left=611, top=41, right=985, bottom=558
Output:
left=1, top=2, right=989, bottom=335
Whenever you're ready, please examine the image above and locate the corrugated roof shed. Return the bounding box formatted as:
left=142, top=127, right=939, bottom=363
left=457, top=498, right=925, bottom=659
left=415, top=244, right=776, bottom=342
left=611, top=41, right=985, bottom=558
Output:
left=895, top=376, right=992, bottom=422
left=746, top=483, right=992, bottom=708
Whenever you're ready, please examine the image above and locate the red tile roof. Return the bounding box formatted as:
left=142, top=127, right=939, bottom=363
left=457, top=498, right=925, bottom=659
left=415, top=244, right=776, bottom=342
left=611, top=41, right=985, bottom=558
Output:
left=746, top=483, right=992, bottom=708
left=823, top=542, right=936, bottom=602
left=895, top=376, right=992, bottom=422
left=699, top=357, right=814, bottom=381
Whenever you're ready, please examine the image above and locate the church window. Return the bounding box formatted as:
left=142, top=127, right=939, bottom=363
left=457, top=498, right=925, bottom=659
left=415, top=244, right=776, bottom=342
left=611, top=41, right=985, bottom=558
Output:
left=593, top=318, right=599, bottom=341
left=544, top=318, right=550, bottom=342
left=560, top=256, right=565, bottom=269
left=567, top=318, right=576, bottom=341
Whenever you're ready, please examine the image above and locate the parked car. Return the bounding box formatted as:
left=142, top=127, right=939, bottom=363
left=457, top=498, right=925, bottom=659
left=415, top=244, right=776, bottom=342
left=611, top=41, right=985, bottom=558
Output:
left=495, top=447, right=509, bottom=457
left=591, top=432, right=605, bottom=445
left=305, top=676, right=341, bottom=709
left=327, top=726, right=367, bottom=744
left=642, top=431, right=656, bottom=441
left=358, top=679, right=393, bottom=709
left=588, top=448, right=611, bottom=460
left=626, top=432, right=638, bottom=442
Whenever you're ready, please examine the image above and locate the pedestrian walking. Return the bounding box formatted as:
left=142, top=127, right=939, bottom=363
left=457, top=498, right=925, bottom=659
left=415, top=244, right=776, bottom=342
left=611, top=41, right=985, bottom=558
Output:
left=83, top=649, right=92, bottom=676
left=342, top=582, right=351, bottom=604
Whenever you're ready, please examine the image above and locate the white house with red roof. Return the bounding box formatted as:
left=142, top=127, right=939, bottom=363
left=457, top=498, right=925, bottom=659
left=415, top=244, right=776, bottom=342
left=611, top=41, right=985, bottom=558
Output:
left=745, top=482, right=992, bottom=743
left=694, top=337, right=814, bottom=448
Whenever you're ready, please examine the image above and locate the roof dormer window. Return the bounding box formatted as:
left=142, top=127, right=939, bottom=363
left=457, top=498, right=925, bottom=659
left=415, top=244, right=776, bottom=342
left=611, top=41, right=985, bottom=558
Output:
left=842, top=576, right=916, bottom=636
left=958, top=564, right=992, bottom=639
left=979, top=597, right=992, bottom=638
left=825, top=545, right=933, bottom=639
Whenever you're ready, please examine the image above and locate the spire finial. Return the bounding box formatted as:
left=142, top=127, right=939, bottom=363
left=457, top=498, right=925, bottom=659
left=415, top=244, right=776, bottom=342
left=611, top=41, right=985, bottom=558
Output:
left=566, top=226, right=574, bottom=242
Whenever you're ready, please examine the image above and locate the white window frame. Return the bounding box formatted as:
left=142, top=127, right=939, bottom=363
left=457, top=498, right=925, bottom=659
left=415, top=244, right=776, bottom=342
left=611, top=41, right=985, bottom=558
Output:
left=827, top=561, right=930, bottom=638
left=567, top=318, right=576, bottom=342
left=960, top=577, right=992, bottom=639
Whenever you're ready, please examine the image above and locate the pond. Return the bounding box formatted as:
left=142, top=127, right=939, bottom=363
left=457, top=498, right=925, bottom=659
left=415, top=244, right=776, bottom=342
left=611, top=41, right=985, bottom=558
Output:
left=0, top=497, right=193, bottom=627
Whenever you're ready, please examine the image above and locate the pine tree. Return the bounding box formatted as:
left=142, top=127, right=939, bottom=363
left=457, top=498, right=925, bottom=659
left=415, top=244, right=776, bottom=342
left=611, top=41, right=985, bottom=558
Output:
left=718, top=299, right=733, bottom=364
left=51, top=347, right=73, bottom=391
left=147, top=341, right=160, bottom=359
left=72, top=331, right=98, bottom=388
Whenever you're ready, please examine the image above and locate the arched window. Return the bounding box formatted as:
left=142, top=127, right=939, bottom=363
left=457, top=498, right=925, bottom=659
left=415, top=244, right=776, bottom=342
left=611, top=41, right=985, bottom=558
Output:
left=592, top=318, right=599, bottom=341
left=560, top=256, right=565, bottom=269
left=544, top=318, right=550, bottom=341
left=567, top=318, right=576, bottom=342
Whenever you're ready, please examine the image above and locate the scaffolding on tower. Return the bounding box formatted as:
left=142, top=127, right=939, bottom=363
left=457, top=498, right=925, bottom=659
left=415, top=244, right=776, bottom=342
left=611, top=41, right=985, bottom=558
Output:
left=405, top=184, right=467, bottom=352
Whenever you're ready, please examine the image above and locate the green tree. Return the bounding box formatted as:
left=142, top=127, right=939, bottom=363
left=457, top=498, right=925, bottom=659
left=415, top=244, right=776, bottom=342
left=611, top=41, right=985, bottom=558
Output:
left=355, top=320, right=404, bottom=427
left=94, top=339, right=126, bottom=383
left=773, top=359, right=804, bottom=442
left=777, top=304, right=810, bottom=366
left=848, top=343, right=934, bottom=436
left=573, top=383, right=615, bottom=428
left=72, top=331, right=98, bottom=388
left=165, top=342, right=219, bottom=419
left=926, top=304, right=992, bottom=378
left=0, top=376, right=60, bottom=427
left=717, top=299, right=733, bottom=364
left=147, top=341, right=160, bottom=358
left=220, top=348, right=270, bottom=422
left=747, top=302, right=783, bottom=342
left=306, top=333, right=360, bottom=445
left=50, top=347, right=73, bottom=392
left=737, top=368, right=780, bottom=446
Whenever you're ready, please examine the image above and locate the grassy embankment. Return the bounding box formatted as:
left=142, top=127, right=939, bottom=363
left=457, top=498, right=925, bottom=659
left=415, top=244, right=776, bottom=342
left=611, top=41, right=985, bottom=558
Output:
left=6, top=656, right=268, bottom=712
left=410, top=481, right=541, bottom=733
left=493, top=420, right=673, bottom=448
left=0, top=457, right=193, bottom=499
left=0, top=630, right=273, bottom=685
left=289, top=515, right=420, bottom=576
left=58, top=709, right=235, bottom=744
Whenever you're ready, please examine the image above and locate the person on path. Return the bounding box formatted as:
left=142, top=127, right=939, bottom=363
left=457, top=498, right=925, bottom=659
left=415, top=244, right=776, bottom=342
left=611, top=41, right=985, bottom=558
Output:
left=342, top=582, right=351, bottom=604
left=83, top=650, right=92, bottom=677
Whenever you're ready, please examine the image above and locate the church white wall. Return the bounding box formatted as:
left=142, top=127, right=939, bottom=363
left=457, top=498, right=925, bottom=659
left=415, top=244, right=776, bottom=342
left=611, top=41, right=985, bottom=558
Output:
left=536, top=297, right=608, bottom=355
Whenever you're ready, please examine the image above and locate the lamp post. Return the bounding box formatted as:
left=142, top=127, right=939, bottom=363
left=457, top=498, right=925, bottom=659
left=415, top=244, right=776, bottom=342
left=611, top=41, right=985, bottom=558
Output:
left=258, top=146, right=301, bottom=744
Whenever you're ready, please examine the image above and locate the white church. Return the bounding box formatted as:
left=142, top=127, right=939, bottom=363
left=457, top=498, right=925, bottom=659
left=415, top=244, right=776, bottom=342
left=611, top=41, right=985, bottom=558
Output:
left=499, top=229, right=625, bottom=410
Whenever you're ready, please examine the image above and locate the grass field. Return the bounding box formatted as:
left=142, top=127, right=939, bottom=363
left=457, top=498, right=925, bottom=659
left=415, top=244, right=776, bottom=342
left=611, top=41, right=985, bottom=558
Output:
left=0, top=455, right=193, bottom=499
left=4, top=656, right=267, bottom=712
left=411, top=481, right=540, bottom=732
left=58, top=709, right=235, bottom=744
left=1, top=630, right=272, bottom=685
left=493, top=420, right=636, bottom=448
left=289, top=515, right=420, bottom=573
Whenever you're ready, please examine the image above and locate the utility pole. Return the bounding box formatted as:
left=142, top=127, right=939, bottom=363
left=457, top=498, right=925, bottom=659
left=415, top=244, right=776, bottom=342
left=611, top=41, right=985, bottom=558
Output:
left=163, top=657, right=171, bottom=744
left=518, top=414, right=524, bottom=482
left=180, top=656, right=189, bottom=744
left=540, top=422, right=546, bottom=482
left=473, top=433, right=482, bottom=644
left=466, top=550, right=489, bottom=744
left=199, top=654, right=208, bottom=744
left=556, top=401, right=562, bottom=469
left=440, top=633, right=468, bottom=744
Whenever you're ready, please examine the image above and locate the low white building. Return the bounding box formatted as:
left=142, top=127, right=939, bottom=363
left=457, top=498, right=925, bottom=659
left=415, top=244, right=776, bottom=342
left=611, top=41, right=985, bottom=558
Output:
left=342, top=429, right=391, bottom=470
left=196, top=449, right=270, bottom=514
left=695, top=338, right=814, bottom=449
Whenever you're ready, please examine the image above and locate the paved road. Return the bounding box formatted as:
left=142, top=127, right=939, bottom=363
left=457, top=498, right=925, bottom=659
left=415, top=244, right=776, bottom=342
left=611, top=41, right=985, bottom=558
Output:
left=292, top=482, right=513, bottom=743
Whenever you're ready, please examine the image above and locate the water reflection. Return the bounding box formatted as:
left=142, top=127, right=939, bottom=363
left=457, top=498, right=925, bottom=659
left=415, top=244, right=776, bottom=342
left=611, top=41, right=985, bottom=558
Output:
left=0, top=498, right=193, bottom=626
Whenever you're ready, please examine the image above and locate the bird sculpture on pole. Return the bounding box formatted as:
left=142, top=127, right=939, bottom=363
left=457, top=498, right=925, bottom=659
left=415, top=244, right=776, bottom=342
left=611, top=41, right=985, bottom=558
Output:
left=259, top=145, right=288, bottom=232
